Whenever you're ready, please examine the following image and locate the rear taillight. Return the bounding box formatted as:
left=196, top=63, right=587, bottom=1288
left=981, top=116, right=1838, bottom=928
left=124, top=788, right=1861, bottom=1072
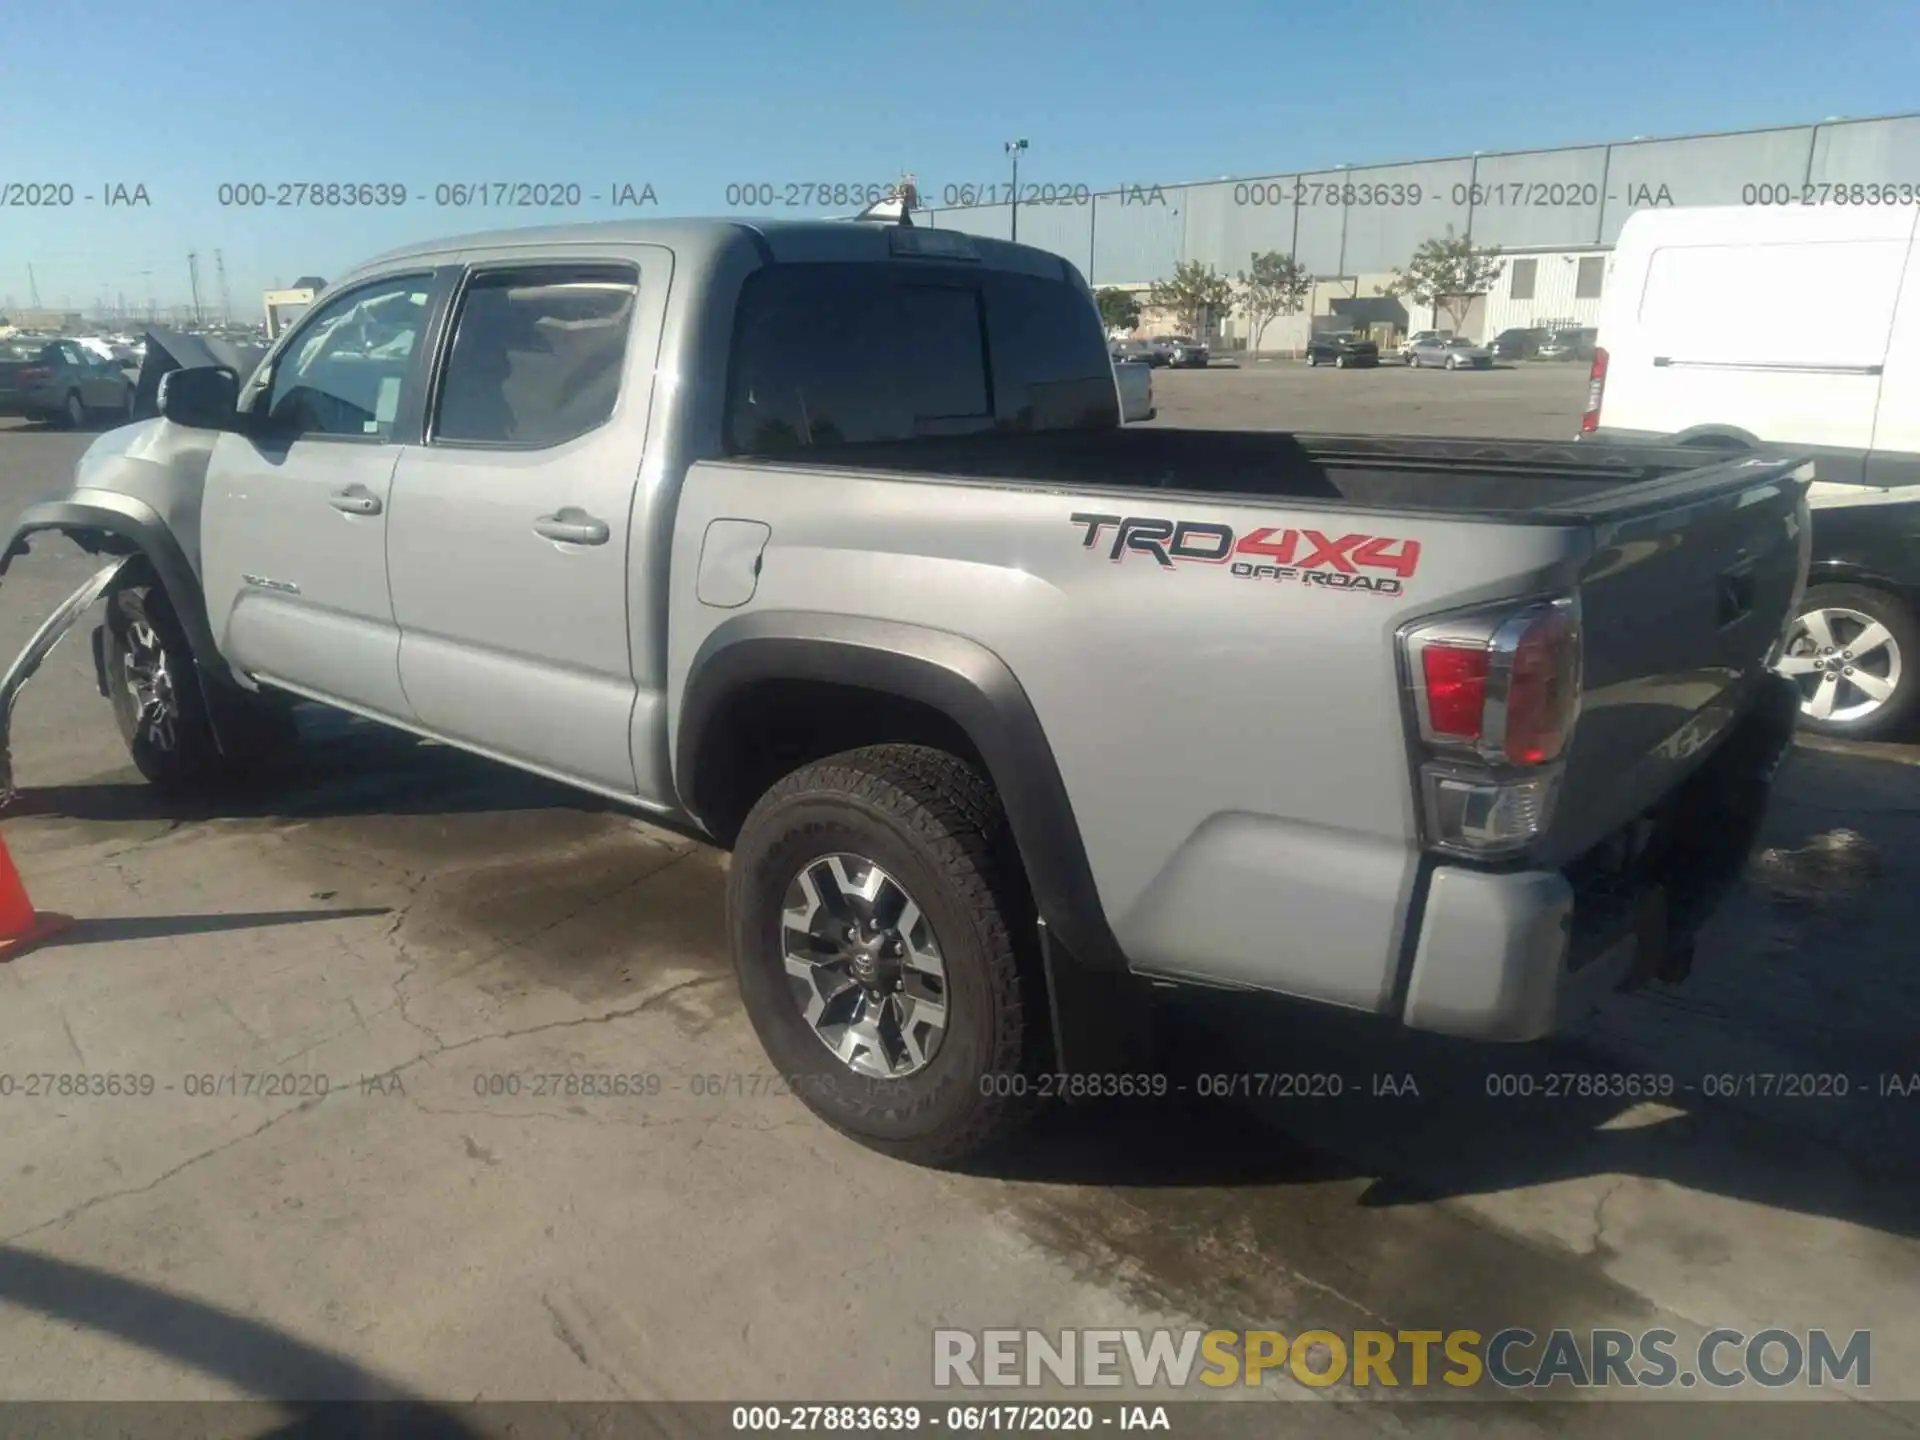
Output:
left=1403, top=597, right=1583, bottom=858
left=1579, top=347, right=1608, bottom=433
left=1420, top=645, right=1489, bottom=742
left=17, top=367, right=51, bottom=386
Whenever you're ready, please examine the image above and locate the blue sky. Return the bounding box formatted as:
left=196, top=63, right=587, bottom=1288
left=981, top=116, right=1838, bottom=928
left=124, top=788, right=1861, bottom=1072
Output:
left=2, top=0, right=1916, bottom=315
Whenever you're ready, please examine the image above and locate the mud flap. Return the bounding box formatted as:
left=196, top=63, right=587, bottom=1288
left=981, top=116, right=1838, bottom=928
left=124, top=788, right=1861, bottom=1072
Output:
left=1038, top=917, right=1156, bottom=1091
left=0, top=557, right=134, bottom=804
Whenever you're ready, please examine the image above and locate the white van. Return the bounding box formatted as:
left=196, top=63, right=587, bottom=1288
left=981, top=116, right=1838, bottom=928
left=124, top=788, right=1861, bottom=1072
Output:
left=1584, top=203, right=1920, bottom=739
left=1584, top=202, right=1920, bottom=498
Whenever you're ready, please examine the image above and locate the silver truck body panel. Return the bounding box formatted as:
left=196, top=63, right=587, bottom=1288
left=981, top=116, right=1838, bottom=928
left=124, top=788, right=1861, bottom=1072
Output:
left=2, top=216, right=1809, bottom=1042
left=667, top=459, right=1580, bottom=1001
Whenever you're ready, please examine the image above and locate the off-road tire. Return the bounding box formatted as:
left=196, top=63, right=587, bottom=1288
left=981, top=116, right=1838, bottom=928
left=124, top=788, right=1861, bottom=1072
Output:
left=727, top=744, right=1044, bottom=1167
left=105, top=580, right=297, bottom=792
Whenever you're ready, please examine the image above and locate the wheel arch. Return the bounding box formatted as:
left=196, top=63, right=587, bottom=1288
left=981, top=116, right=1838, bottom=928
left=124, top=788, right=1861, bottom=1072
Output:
left=1668, top=425, right=1762, bottom=450
left=676, top=611, right=1126, bottom=975
left=1804, top=562, right=1920, bottom=618
left=1, top=496, right=242, bottom=706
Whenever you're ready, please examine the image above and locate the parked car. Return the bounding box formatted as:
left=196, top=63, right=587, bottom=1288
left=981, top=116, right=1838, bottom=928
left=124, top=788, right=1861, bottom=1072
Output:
left=1407, top=336, right=1493, bottom=370
left=1489, top=327, right=1547, bottom=360
left=1109, top=338, right=1154, bottom=366
left=1537, top=327, right=1598, bottom=361
left=1583, top=202, right=1920, bottom=738
left=1304, top=333, right=1379, bottom=368
left=1138, top=337, right=1174, bottom=367
left=1, top=216, right=1810, bottom=1167
left=1114, top=359, right=1155, bottom=421
left=1398, top=328, right=1453, bottom=359
left=0, top=337, right=136, bottom=427
left=1160, top=335, right=1209, bottom=369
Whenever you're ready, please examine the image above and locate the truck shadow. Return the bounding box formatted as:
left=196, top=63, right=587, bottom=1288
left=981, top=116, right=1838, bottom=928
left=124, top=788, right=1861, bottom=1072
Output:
left=983, top=742, right=1920, bottom=1247
left=6, top=706, right=618, bottom=825
left=0, top=1246, right=485, bottom=1434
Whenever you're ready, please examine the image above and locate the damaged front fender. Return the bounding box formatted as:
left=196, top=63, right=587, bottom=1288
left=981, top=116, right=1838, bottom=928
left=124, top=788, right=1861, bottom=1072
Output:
left=0, top=557, right=133, bottom=803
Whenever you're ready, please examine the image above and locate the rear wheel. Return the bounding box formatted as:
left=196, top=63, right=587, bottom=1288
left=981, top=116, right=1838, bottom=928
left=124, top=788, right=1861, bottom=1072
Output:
left=1334, top=353, right=1347, bottom=369
left=1776, top=584, right=1920, bottom=740
left=1306, top=353, right=1318, bottom=367
left=106, top=579, right=297, bottom=792
left=727, top=744, right=1044, bottom=1167
left=60, top=391, right=86, bottom=429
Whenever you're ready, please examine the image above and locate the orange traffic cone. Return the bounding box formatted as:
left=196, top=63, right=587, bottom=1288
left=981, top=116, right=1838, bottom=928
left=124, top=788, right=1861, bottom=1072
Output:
left=0, top=830, right=71, bottom=961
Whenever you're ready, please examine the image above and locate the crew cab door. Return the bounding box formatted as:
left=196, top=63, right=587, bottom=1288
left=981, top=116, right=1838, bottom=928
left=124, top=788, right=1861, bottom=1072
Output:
left=385, top=256, right=662, bottom=795
left=200, top=269, right=451, bottom=718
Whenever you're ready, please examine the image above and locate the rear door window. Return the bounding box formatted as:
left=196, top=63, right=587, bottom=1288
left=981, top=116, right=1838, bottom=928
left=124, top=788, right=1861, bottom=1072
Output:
left=432, top=263, right=638, bottom=448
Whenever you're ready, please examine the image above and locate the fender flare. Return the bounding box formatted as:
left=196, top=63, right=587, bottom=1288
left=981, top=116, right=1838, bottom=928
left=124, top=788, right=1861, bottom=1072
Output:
left=0, top=493, right=240, bottom=699
left=677, top=611, right=1127, bottom=974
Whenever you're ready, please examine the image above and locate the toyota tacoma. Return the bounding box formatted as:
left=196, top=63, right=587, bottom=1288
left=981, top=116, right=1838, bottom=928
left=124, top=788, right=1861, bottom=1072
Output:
left=0, top=215, right=1808, bottom=1165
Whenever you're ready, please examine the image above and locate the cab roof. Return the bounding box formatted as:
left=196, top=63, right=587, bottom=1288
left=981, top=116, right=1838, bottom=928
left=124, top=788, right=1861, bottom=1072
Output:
left=351, top=216, right=1074, bottom=283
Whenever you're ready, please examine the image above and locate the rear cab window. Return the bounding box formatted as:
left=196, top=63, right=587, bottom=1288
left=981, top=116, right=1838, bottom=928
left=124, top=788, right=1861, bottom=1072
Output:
left=723, top=260, right=1116, bottom=456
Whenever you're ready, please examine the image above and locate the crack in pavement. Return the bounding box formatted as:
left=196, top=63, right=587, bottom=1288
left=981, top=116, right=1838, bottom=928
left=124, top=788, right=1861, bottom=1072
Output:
left=1, top=974, right=728, bottom=1246
left=0, top=1096, right=328, bottom=1248
left=270, top=845, right=704, bottom=1071
left=540, top=1292, right=629, bottom=1397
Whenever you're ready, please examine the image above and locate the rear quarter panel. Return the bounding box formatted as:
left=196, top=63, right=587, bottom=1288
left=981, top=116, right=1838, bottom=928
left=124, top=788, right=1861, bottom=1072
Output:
left=668, top=463, right=1586, bottom=1009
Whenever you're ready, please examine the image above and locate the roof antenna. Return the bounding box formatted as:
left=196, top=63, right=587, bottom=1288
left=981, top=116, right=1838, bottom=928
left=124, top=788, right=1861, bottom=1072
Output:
left=850, top=173, right=917, bottom=226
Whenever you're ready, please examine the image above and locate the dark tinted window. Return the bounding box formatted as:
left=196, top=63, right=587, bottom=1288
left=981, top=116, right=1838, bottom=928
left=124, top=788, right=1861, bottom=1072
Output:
left=725, top=261, right=1115, bottom=456
left=434, top=263, right=636, bottom=447
left=1509, top=258, right=1537, bottom=300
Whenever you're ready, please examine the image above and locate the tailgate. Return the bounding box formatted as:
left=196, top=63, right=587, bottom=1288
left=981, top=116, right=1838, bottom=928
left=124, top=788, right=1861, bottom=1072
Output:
left=1539, top=452, right=1812, bottom=864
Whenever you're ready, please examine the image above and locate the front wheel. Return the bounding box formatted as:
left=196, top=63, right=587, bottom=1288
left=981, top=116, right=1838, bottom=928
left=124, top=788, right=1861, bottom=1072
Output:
left=1305, top=353, right=1318, bottom=367
left=726, top=744, right=1045, bottom=1166
left=1446, top=356, right=1460, bottom=371
left=60, top=391, right=86, bottom=429
left=1776, top=584, right=1919, bottom=740
left=1334, top=354, right=1347, bottom=369
left=106, top=580, right=297, bottom=792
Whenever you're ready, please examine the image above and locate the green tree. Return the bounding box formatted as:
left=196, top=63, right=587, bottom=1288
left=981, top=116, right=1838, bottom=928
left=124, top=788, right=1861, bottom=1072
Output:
left=1234, top=252, right=1313, bottom=353
left=1148, top=261, right=1234, bottom=339
left=1384, top=229, right=1504, bottom=334
left=1095, top=287, right=1142, bottom=333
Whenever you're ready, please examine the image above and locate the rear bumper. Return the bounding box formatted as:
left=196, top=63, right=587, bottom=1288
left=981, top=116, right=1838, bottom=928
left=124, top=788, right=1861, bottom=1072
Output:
left=1398, top=674, right=1800, bottom=1041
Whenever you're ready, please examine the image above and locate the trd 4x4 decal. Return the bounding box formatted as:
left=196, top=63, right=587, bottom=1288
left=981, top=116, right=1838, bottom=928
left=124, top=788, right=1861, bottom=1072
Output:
left=1068, top=513, right=1421, bottom=596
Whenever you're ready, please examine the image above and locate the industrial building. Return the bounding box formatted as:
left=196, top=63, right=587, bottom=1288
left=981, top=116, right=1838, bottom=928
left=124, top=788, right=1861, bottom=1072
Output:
left=919, top=112, right=1920, bottom=348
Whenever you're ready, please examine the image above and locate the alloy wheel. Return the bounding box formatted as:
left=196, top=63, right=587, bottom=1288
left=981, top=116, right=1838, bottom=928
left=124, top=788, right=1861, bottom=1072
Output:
left=781, top=853, right=949, bottom=1079
left=121, top=619, right=180, bottom=753
left=1776, top=605, right=1903, bottom=725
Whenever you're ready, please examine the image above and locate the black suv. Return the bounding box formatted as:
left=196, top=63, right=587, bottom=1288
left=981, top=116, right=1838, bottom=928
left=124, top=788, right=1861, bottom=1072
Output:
left=1489, top=327, right=1547, bottom=360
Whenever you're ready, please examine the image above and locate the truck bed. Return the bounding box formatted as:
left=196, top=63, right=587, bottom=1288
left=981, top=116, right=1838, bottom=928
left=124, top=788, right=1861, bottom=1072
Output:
left=746, top=427, right=1769, bottom=520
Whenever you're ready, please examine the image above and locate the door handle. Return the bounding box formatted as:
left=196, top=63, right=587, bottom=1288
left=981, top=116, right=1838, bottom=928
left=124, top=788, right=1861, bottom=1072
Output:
left=534, top=508, right=611, bottom=546
left=328, top=486, right=383, bottom=516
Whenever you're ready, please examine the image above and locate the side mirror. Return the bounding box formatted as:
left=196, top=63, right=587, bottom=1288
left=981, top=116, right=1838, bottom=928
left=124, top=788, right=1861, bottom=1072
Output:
left=157, top=366, right=239, bottom=431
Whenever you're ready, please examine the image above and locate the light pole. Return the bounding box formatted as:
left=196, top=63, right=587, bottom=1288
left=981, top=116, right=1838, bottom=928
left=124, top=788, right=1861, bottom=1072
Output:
left=1005, top=138, right=1028, bottom=241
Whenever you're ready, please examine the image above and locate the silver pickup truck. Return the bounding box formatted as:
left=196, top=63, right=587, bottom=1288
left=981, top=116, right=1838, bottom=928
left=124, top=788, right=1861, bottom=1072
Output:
left=0, top=216, right=1808, bottom=1165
